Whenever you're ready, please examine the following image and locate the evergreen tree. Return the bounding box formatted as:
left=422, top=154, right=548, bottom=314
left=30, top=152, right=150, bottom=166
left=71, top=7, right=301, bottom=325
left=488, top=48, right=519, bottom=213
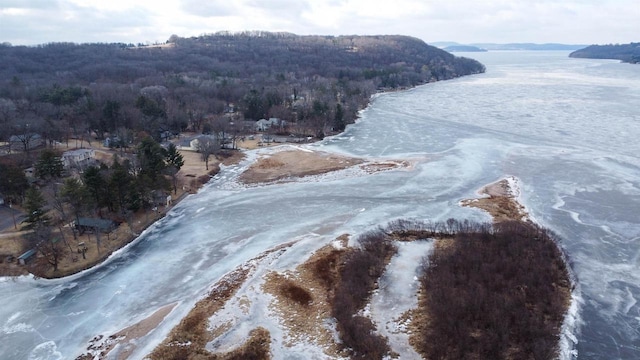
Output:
left=109, top=159, right=134, bottom=213
left=334, top=103, right=345, bottom=131
left=23, top=187, right=49, bottom=228
left=83, top=165, right=108, bottom=212
left=0, top=163, right=29, bottom=203
left=35, top=149, right=64, bottom=180
left=60, top=178, right=92, bottom=224
left=164, top=143, right=184, bottom=194
left=137, top=137, right=169, bottom=190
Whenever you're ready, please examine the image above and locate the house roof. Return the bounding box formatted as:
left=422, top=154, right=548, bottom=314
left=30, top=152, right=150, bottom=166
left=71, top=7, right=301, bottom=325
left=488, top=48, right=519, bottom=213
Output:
left=18, top=249, right=36, bottom=260
left=62, top=149, right=94, bottom=157
left=77, top=217, right=115, bottom=230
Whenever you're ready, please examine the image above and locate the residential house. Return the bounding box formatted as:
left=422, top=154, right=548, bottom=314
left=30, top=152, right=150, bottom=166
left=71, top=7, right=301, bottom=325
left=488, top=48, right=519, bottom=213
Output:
left=103, top=135, right=120, bottom=148
left=74, top=217, right=116, bottom=235
left=62, top=149, right=95, bottom=170
left=179, top=134, right=217, bottom=151
left=255, top=118, right=285, bottom=132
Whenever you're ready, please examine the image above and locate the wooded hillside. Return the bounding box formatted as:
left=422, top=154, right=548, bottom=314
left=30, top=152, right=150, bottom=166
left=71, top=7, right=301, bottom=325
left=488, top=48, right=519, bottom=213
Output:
left=0, top=31, right=484, bottom=145
left=569, top=43, right=640, bottom=63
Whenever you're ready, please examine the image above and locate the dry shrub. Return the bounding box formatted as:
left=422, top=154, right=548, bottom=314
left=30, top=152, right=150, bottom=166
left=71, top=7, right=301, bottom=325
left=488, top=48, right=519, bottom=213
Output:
left=219, top=327, right=271, bottom=360
left=310, top=249, right=343, bottom=290
left=411, top=220, right=571, bottom=360
left=279, top=280, right=313, bottom=306
left=256, top=157, right=285, bottom=169
left=331, top=230, right=397, bottom=359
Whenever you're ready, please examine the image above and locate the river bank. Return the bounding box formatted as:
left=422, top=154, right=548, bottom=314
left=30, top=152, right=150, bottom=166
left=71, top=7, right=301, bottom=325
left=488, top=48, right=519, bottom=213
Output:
left=109, top=176, right=572, bottom=360
left=1, top=137, right=405, bottom=279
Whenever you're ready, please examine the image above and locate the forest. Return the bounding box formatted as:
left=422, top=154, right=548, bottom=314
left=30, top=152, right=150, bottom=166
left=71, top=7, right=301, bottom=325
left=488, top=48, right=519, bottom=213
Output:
left=569, top=42, right=640, bottom=63
left=0, top=31, right=485, bottom=150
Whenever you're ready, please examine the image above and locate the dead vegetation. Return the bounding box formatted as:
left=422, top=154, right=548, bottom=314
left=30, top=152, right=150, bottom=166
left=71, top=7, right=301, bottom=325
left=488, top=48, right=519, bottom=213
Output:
left=262, top=235, right=349, bottom=355
left=239, top=150, right=363, bottom=184
left=146, top=242, right=296, bottom=360
left=147, top=265, right=255, bottom=359
left=239, top=150, right=413, bottom=185
left=460, top=178, right=527, bottom=223
left=404, top=220, right=571, bottom=360
left=266, top=232, right=400, bottom=359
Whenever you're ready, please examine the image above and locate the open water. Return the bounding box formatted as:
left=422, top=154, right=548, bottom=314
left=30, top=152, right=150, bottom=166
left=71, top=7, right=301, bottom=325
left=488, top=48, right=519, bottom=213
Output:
left=1, top=51, right=639, bottom=359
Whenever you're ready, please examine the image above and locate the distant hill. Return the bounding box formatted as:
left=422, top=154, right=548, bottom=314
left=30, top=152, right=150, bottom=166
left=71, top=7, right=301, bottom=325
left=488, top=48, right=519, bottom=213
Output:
left=432, top=42, right=586, bottom=51
left=444, top=45, right=487, bottom=52
left=471, top=43, right=587, bottom=51
left=569, top=43, right=640, bottom=64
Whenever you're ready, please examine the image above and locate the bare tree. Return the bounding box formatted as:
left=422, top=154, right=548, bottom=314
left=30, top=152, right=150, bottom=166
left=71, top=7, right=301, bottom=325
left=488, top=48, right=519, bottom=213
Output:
left=195, top=135, right=219, bottom=170
left=32, top=223, right=67, bottom=272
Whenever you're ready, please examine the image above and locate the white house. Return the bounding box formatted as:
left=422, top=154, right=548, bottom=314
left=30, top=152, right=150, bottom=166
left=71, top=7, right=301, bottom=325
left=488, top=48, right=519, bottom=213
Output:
left=62, top=149, right=95, bottom=169
left=255, top=118, right=285, bottom=132
left=179, top=134, right=217, bottom=151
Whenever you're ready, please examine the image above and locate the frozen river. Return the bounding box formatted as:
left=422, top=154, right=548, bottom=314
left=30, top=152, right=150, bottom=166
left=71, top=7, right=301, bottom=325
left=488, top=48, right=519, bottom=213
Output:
left=2, top=51, right=640, bottom=359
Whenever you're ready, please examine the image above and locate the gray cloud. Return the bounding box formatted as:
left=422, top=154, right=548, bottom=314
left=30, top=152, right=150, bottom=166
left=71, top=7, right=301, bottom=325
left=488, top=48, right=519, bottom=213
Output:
left=0, top=2, right=156, bottom=45
left=1, top=0, right=638, bottom=46
left=0, top=0, right=61, bottom=10
left=180, top=0, right=237, bottom=17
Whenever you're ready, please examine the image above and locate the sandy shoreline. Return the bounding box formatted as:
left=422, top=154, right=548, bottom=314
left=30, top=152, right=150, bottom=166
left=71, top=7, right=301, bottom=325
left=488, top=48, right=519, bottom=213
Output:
left=77, top=303, right=177, bottom=360
left=460, top=176, right=528, bottom=223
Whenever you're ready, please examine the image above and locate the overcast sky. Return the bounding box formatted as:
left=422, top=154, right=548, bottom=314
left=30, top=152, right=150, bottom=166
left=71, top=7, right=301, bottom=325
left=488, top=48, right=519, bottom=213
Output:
left=1, top=0, right=638, bottom=46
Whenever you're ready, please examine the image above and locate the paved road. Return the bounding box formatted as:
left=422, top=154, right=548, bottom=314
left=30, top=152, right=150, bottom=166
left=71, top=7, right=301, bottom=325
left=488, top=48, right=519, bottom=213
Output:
left=0, top=205, right=24, bottom=231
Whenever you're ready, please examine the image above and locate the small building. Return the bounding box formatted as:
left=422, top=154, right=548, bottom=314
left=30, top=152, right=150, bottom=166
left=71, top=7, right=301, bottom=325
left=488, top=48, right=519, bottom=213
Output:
left=24, top=167, right=35, bottom=179
left=179, top=134, right=217, bottom=152
left=103, top=135, right=122, bottom=148
left=18, top=249, right=36, bottom=265
left=75, top=217, right=116, bottom=234
left=255, top=118, right=285, bottom=132
left=62, top=149, right=95, bottom=169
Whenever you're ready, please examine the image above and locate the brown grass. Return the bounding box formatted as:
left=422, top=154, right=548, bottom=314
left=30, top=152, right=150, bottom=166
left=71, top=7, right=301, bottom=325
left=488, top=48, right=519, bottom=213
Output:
left=239, top=150, right=363, bottom=184
left=148, top=265, right=253, bottom=359
left=148, top=242, right=295, bottom=360
left=460, top=178, right=527, bottom=223
left=261, top=235, right=349, bottom=356
left=279, top=279, right=313, bottom=306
